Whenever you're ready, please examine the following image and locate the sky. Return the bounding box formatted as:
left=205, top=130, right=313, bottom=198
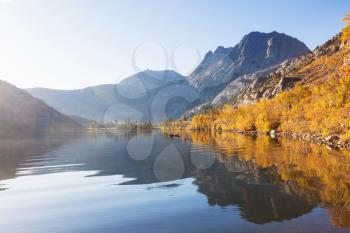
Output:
left=0, top=0, right=349, bottom=90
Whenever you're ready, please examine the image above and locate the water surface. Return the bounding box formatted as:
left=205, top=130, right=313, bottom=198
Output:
left=0, top=130, right=350, bottom=233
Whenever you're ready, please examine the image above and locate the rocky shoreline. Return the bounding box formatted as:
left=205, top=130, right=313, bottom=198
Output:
left=164, top=127, right=350, bottom=150
left=232, top=130, right=350, bottom=150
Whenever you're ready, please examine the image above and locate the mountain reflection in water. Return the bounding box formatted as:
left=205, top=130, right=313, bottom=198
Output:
left=0, top=130, right=349, bottom=232
left=174, top=130, right=350, bottom=228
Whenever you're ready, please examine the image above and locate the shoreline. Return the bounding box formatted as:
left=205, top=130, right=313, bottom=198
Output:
left=236, top=130, right=350, bottom=150
left=162, top=127, right=350, bottom=150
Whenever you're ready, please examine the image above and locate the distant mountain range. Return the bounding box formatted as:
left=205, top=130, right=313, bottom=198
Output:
left=0, top=81, right=81, bottom=136
left=27, top=70, right=198, bottom=122
left=0, top=29, right=342, bottom=136
left=26, top=31, right=310, bottom=123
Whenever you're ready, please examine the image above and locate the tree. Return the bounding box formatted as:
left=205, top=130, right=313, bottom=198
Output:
left=342, top=12, right=350, bottom=43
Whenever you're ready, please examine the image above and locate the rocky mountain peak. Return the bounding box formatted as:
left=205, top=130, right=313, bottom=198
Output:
left=203, top=50, right=213, bottom=59
left=214, top=46, right=231, bottom=54
left=187, top=31, right=310, bottom=103
left=234, top=33, right=344, bottom=105
left=230, top=31, right=309, bottom=63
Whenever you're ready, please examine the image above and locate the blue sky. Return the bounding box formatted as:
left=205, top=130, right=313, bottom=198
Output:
left=0, top=0, right=349, bottom=89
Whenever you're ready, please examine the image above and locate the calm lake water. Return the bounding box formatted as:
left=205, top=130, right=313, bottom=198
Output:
left=1, top=130, right=350, bottom=233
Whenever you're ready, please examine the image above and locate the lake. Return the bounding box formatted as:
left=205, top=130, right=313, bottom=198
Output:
left=0, top=130, right=350, bottom=233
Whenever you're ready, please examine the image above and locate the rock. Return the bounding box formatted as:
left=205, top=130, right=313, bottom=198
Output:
left=270, top=130, right=276, bottom=138
left=325, top=135, right=340, bottom=142
left=303, top=133, right=311, bottom=141
left=271, top=76, right=301, bottom=96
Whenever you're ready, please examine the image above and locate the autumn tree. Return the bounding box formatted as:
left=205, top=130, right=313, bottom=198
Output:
left=342, top=12, right=350, bottom=43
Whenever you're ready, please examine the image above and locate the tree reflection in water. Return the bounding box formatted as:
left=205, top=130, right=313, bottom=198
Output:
left=1, top=130, right=350, bottom=228
left=167, top=130, right=350, bottom=227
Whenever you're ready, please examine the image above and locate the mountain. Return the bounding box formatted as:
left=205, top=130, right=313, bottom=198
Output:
left=28, top=32, right=310, bottom=122
left=28, top=70, right=197, bottom=122
left=235, top=33, right=344, bottom=104
left=0, top=80, right=81, bottom=136
left=184, top=31, right=350, bottom=143
left=188, top=31, right=310, bottom=105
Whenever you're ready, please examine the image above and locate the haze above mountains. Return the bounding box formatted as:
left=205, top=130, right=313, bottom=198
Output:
left=25, top=31, right=310, bottom=123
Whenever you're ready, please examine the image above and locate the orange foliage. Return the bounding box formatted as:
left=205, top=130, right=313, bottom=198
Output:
left=182, top=131, right=350, bottom=227
left=189, top=43, right=350, bottom=138
left=342, top=12, right=350, bottom=43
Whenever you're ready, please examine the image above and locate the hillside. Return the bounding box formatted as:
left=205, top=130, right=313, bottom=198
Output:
left=185, top=33, right=344, bottom=118
left=188, top=31, right=310, bottom=103
left=185, top=30, right=350, bottom=146
left=236, top=33, right=345, bottom=104
left=0, top=81, right=81, bottom=136
left=28, top=70, right=196, bottom=122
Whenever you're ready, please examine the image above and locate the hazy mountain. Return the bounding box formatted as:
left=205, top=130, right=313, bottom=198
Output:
left=188, top=31, right=310, bottom=103
left=28, top=70, right=198, bottom=122
left=0, top=80, right=81, bottom=136
left=28, top=32, right=310, bottom=122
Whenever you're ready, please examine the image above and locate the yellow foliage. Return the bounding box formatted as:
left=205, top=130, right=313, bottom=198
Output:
left=342, top=12, right=350, bottom=43
left=189, top=60, right=350, bottom=137
left=179, top=130, right=350, bottom=227
left=191, top=114, right=216, bottom=131
left=185, top=12, right=350, bottom=138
